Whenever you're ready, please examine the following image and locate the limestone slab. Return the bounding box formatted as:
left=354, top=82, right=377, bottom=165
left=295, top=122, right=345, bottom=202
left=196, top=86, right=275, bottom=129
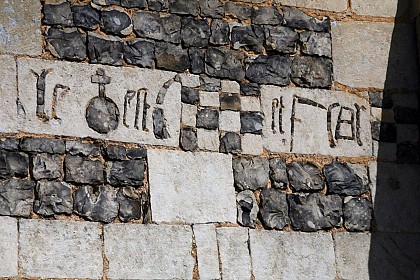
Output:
left=0, top=217, right=18, bottom=277
left=0, top=0, right=42, bottom=55
left=19, top=220, right=102, bottom=278
left=193, top=224, right=221, bottom=280
left=105, top=224, right=194, bottom=280
left=197, top=128, right=220, bottom=151
left=241, top=134, right=263, bottom=155
left=17, top=58, right=181, bottom=147
left=261, top=86, right=372, bottom=157
left=250, top=230, right=336, bottom=280
left=0, top=55, right=18, bottom=133
left=352, top=0, right=411, bottom=17
left=275, top=0, right=347, bottom=12
left=147, top=149, right=236, bottom=223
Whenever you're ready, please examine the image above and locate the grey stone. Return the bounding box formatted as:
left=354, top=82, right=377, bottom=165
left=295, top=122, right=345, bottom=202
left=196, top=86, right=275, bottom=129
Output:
left=147, top=0, right=168, bottom=11
left=117, top=187, right=142, bottom=222
left=20, top=137, right=65, bottom=154
left=85, top=96, right=120, bottom=133
left=152, top=108, right=170, bottom=139
left=65, top=156, right=104, bottom=185
left=124, top=39, right=155, bottom=68
left=264, top=26, right=299, bottom=54
left=246, top=55, right=291, bottom=86
left=71, top=4, right=100, bottom=30
left=343, top=197, right=372, bottom=231
left=105, top=145, right=127, bottom=160
left=291, top=56, right=332, bottom=88
left=189, top=48, right=205, bottom=74
left=199, top=0, right=223, bottom=18
left=181, top=17, right=210, bottom=48
left=220, top=132, right=241, bottom=153
left=260, top=188, right=289, bottom=230
left=324, top=161, right=368, bottom=195
left=155, top=42, right=190, bottom=72
left=287, top=162, right=324, bottom=191
left=231, top=25, right=265, bottom=53
left=269, top=158, right=288, bottom=189
left=181, top=87, right=200, bottom=105
left=180, top=128, right=198, bottom=151
left=196, top=108, right=219, bottom=130
left=232, top=157, right=269, bottom=191
left=126, top=148, right=147, bottom=159
left=209, top=19, right=230, bottom=45
left=283, top=7, right=330, bottom=32
left=0, top=179, right=35, bottom=217
left=65, top=141, right=101, bottom=157
left=34, top=181, right=72, bottom=216
left=240, top=83, right=260, bottom=96
left=32, top=153, right=63, bottom=180
left=200, top=75, right=221, bottom=91
left=133, top=11, right=181, bottom=43
left=169, top=0, right=199, bottom=16
left=101, top=10, right=132, bottom=36
left=237, top=190, right=259, bottom=228
left=121, top=0, right=147, bottom=8
left=300, top=31, right=332, bottom=57
left=369, top=91, right=393, bottom=108
left=92, top=0, right=120, bottom=5
left=87, top=33, right=123, bottom=66
left=0, top=151, right=28, bottom=179
left=0, top=138, right=19, bottom=151
left=220, top=93, right=241, bottom=111
left=46, top=27, right=87, bottom=61
left=288, top=193, right=342, bottom=231
left=252, top=6, right=282, bottom=25
left=240, top=112, right=263, bottom=134
left=205, top=47, right=245, bottom=81
left=224, top=2, right=252, bottom=21
left=193, top=224, right=220, bottom=279
left=0, top=217, right=18, bottom=277
left=43, top=2, right=73, bottom=26
left=74, top=185, right=118, bottom=223
left=107, top=160, right=145, bottom=186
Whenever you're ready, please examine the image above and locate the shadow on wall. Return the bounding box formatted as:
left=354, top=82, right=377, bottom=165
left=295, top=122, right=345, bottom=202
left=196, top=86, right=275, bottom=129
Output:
left=369, top=0, right=420, bottom=279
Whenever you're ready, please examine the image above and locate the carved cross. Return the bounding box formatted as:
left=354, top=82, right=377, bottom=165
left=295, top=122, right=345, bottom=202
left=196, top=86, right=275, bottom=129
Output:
left=91, top=68, right=111, bottom=98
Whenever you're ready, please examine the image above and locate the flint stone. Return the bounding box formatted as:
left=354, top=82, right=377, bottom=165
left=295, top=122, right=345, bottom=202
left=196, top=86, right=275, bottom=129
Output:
left=220, top=132, right=241, bottom=153
left=43, top=2, right=73, bottom=26
left=74, top=185, right=117, bottom=223
left=34, top=181, right=72, bottom=216
left=126, top=148, right=147, bottom=159
left=232, top=157, right=269, bottom=191
left=287, top=162, right=324, bottom=191
left=300, top=31, right=332, bottom=57
left=152, top=108, right=170, bottom=139
left=220, top=93, right=241, bottom=111
left=180, top=128, right=198, bottom=151
left=92, top=0, right=120, bottom=5
left=0, top=138, right=19, bottom=151
left=369, top=91, right=393, bottom=108
left=269, top=158, right=288, bottom=189
left=283, top=7, right=330, bottom=32
left=237, top=190, right=259, bottom=228
left=104, top=145, right=127, bottom=160
left=32, top=153, right=63, bottom=180
left=65, top=141, right=101, bottom=157
left=288, top=193, right=342, bottom=231
left=117, top=187, right=142, bottom=222
left=199, top=0, right=224, bottom=18
left=246, top=55, right=291, bottom=86
left=240, top=83, right=260, bottom=96
left=205, top=47, right=245, bottom=81
left=86, top=96, right=120, bottom=134
left=344, top=197, right=372, bottom=231
left=72, top=4, right=100, bottom=30
left=169, top=0, right=199, bottom=15
left=107, top=160, right=145, bottom=186
left=260, top=188, right=289, bottom=230
left=324, top=161, right=368, bottom=195
left=181, top=87, right=200, bottom=105
left=181, top=17, right=210, bottom=48
left=224, top=2, right=252, bottom=21
left=121, top=0, right=147, bottom=8
left=87, top=33, right=123, bottom=66
left=240, top=112, right=263, bottom=134
left=20, top=138, right=65, bottom=154
left=291, top=56, right=332, bottom=88
left=264, top=26, right=298, bottom=54
left=46, top=27, right=87, bottom=61
left=200, top=75, right=221, bottom=91
left=196, top=108, right=219, bottom=130
left=155, top=42, right=190, bottom=72
left=133, top=11, right=181, bottom=43
left=231, top=25, right=265, bottom=53
left=147, top=0, right=168, bottom=11
left=0, top=179, right=35, bottom=217
left=124, top=39, right=155, bottom=68
left=65, top=156, right=104, bottom=184
left=189, top=48, right=205, bottom=74
left=0, top=151, right=28, bottom=179
left=252, top=6, right=282, bottom=25
left=210, top=19, right=230, bottom=45
left=101, top=10, right=132, bottom=36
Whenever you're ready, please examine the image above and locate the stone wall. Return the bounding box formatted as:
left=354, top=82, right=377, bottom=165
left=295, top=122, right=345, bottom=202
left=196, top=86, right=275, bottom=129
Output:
left=0, top=0, right=419, bottom=279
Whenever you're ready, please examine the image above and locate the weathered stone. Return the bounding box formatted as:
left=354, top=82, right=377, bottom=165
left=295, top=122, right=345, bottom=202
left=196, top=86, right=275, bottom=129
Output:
left=0, top=151, right=28, bottom=179
left=224, top=2, right=252, bottom=21
left=107, top=160, right=145, bottom=186
left=343, top=197, right=372, bottom=231
left=200, top=75, right=221, bottom=91
left=199, top=0, right=223, bottom=18
left=193, top=224, right=220, bottom=279
left=324, top=161, right=368, bottom=195
left=147, top=0, right=168, bottom=11
left=199, top=90, right=219, bottom=107
left=241, top=134, right=263, bottom=155
left=32, top=153, right=63, bottom=180
left=221, top=80, right=240, bottom=93
left=117, top=187, right=142, bottom=222
left=19, top=220, right=102, bottom=278
left=43, top=2, right=73, bottom=26
left=181, top=87, right=199, bottom=105
left=232, top=157, right=269, bottom=191
left=269, top=158, right=288, bottom=189
left=220, top=93, right=241, bottom=111
left=237, top=190, right=259, bottom=228
left=259, top=188, right=289, bottom=230
left=300, top=31, right=332, bottom=57
left=124, top=39, right=155, bottom=68
left=101, top=10, right=132, bottom=36
left=264, top=26, right=298, bottom=54
left=288, top=193, right=342, bottom=231
left=197, top=129, right=219, bottom=151
left=240, top=112, right=263, bottom=134
left=291, top=56, right=332, bottom=88
left=46, top=27, right=87, bottom=61
left=34, top=181, right=72, bottom=216
left=0, top=217, right=18, bottom=277
left=181, top=103, right=197, bottom=127
left=126, top=148, right=147, bottom=159
left=66, top=141, right=101, bottom=157
left=246, top=55, right=291, bottom=86
left=65, top=156, right=104, bottom=184
left=287, top=162, right=324, bottom=191
left=74, top=185, right=118, bottom=223
left=277, top=0, right=347, bottom=12
left=86, top=96, right=120, bottom=134
left=352, top=0, right=409, bottom=17
left=180, top=128, right=198, bottom=151
left=283, top=7, right=330, bottom=32
left=205, top=47, right=245, bottom=81
left=148, top=149, right=236, bottom=223
left=220, top=132, right=241, bottom=153
left=0, top=179, right=34, bottom=217
left=87, top=33, right=123, bottom=66
left=92, top=0, right=120, bottom=5
left=169, top=0, right=199, bottom=16
left=121, top=0, right=147, bottom=8
left=252, top=6, right=282, bottom=25
left=196, top=108, right=219, bottom=130
left=153, top=108, right=170, bottom=139
left=20, top=138, right=65, bottom=154
left=369, top=91, right=393, bottom=108
left=181, top=17, right=210, bottom=48
left=0, top=138, right=19, bottom=151
left=189, top=48, right=205, bottom=74
left=210, top=20, right=229, bottom=47
left=104, top=145, right=126, bottom=160
left=133, top=11, right=181, bottom=43
left=240, top=83, right=260, bottom=96
left=241, top=96, right=261, bottom=111
left=346, top=163, right=370, bottom=190
left=0, top=56, right=17, bottom=134
left=155, top=42, right=190, bottom=72
left=231, top=25, right=264, bottom=53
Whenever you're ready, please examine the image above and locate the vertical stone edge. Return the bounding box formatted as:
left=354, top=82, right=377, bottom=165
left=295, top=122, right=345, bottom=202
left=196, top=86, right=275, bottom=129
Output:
left=0, top=216, right=18, bottom=277
left=0, top=55, right=18, bottom=133
left=193, top=224, right=221, bottom=279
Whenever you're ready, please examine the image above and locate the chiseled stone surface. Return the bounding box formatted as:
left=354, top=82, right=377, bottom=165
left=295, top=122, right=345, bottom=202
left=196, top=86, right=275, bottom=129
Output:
left=250, top=230, right=336, bottom=280
left=193, top=224, right=221, bottom=280
left=0, top=217, right=18, bottom=277
left=19, top=220, right=102, bottom=278
left=275, top=0, right=347, bottom=12
left=147, top=149, right=236, bottom=223
left=351, top=0, right=410, bottom=17
left=105, top=224, right=194, bottom=279
left=0, top=56, right=18, bottom=133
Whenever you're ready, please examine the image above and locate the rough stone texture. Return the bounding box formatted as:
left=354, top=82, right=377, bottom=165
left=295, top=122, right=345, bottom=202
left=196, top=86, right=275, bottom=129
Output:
left=241, top=134, right=264, bottom=155
left=200, top=75, right=221, bottom=91
left=291, top=56, right=332, bottom=88
left=210, top=19, right=230, bottom=45
left=124, top=39, right=155, bottom=68
left=224, top=2, right=252, bottom=21
left=20, top=138, right=65, bottom=154
left=46, top=27, right=87, bottom=61
left=32, top=153, right=62, bottom=180
left=169, top=0, right=199, bottom=16
left=181, top=17, right=210, bottom=48
left=148, top=0, right=169, bottom=11
left=34, top=181, right=72, bottom=216
left=352, top=0, right=409, bottom=17
left=148, top=149, right=236, bottom=223
left=73, top=185, right=118, bottom=223
left=0, top=56, right=17, bottom=133
left=199, top=91, right=219, bottom=107
left=240, top=112, right=264, bottom=134
left=199, top=0, right=224, bottom=18
left=117, top=187, right=142, bottom=222
left=287, top=162, right=324, bottom=191
left=133, top=11, right=181, bottom=43
left=0, top=179, right=35, bottom=217
left=196, top=108, right=219, bottom=130
left=324, top=161, right=368, bottom=196
left=250, top=231, right=336, bottom=280
left=283, top=7, right=330, bottom=32
left=220, top=93, right=241, bottom=111
left=104, top=145, right=127, bottom=160
left=71, top=4, right=100, bottom=30
left=269, top=158, right=288, bottom=189
left=241, top=82, right=261, bottom=96
left=65, top=156, right=104, bottom=184
left=86, top=96, right=120, bottom=134
left=0, top=151, right=28, bottom=179
left=193, top=224, right=221, bottom=280
left=205, top=47, right=245, bottom=81
left=276, top=0, right=347, bottom=12
left=232, top=157, right=269, bottom=191
left=219, top=110, right=240, bottom=132
left=264, top=26, right=298, bottom=54
left=0, top=138, right=19, bottom=151
left=288, top=193, right=342, bottom=231
left=181, top=103, right=197, bottom=126
left=0, top=216, right=18, bottom=277
left=155, top=42, right=190, bottom=71
left=231, top=25, right=264, bottom=53
left=66, top=141, right=100, bottom=157
left=252, top=6, right=282, bottom=25
left=220, top=132, right=241, bottom=153
left=189, top=47, right=205, bottom=73
left=246, top=55, right=291, bottom=86
left=121, top=0, right=148, bottom=8
left=343, top=197, right=372, bottom=231
left=197, top=128, right=219, bottom=151
left=107, top=160, right=145, bottom=186
left=259, top=188, right=289, bottom=230
left=101, top=10, right=132, bottom=36
left=180, top=127, right=198, bottom=151
left=19, top=220, right=102, bottom=278
left=237, top=190, right=259, bottom=228
left=43, top=2, right=73, bottom=26
left=87, top=32, right=123, bottom=66
left=181, top=87, right=200, bottom=105
left=300, top=31, right=332, bottom=57
left=105, top=224, right=194, bottom=279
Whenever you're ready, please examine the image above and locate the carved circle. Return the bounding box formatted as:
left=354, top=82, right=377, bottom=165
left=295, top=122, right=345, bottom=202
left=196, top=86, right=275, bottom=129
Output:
left=86, top=96, right=120, bottom=134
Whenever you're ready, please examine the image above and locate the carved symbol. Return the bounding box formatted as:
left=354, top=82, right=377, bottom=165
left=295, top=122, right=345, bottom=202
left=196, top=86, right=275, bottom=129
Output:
left=151, top=78, right=174, bottom=139
left=271, top=97, right=284, bottom=134
left=123, top=88, right=149, bottom=131
left=328, top=103, right=364, bottom=147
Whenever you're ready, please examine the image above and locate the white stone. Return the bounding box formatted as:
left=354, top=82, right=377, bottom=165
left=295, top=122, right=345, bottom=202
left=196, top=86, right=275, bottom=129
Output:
left=352, top=0, right=411, bottom=17
left=241, top=134, right=263, bottom=155
left=368, top=161, right=377, bottom=206
left=219, top=111, right=241, bottom=132
left=200, top=91, right=220, bottom=107
left=193, top=224, right=221, bottom=280
left=240, top=96, right=261, bottom=112
left=397, top=124, right=419, bottom=142
left=17, top=58, right=181, bottom=147
left=0, top=217, right=18, bottom=277
left=182, top=103, right=197, bottom=127
left=221, top=80, right=240, bottom=93
left=179, top=73, right=200, bottom=88
left=105, top=224, right=194, bottom=279
left=250, top=230, right=336, bottom=280
left=19, top=220, right=102, bottom=278
left=0, top=55, right=18, bottom=133
left=261, top=86, right=372, bottom=157
left=197, top=129, right=220, bottom=151
left=275, top=0, right=347, bottom=12
left=147, top=149, right=236, bottom=224
left=216, top=227, right=251, bottom=280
